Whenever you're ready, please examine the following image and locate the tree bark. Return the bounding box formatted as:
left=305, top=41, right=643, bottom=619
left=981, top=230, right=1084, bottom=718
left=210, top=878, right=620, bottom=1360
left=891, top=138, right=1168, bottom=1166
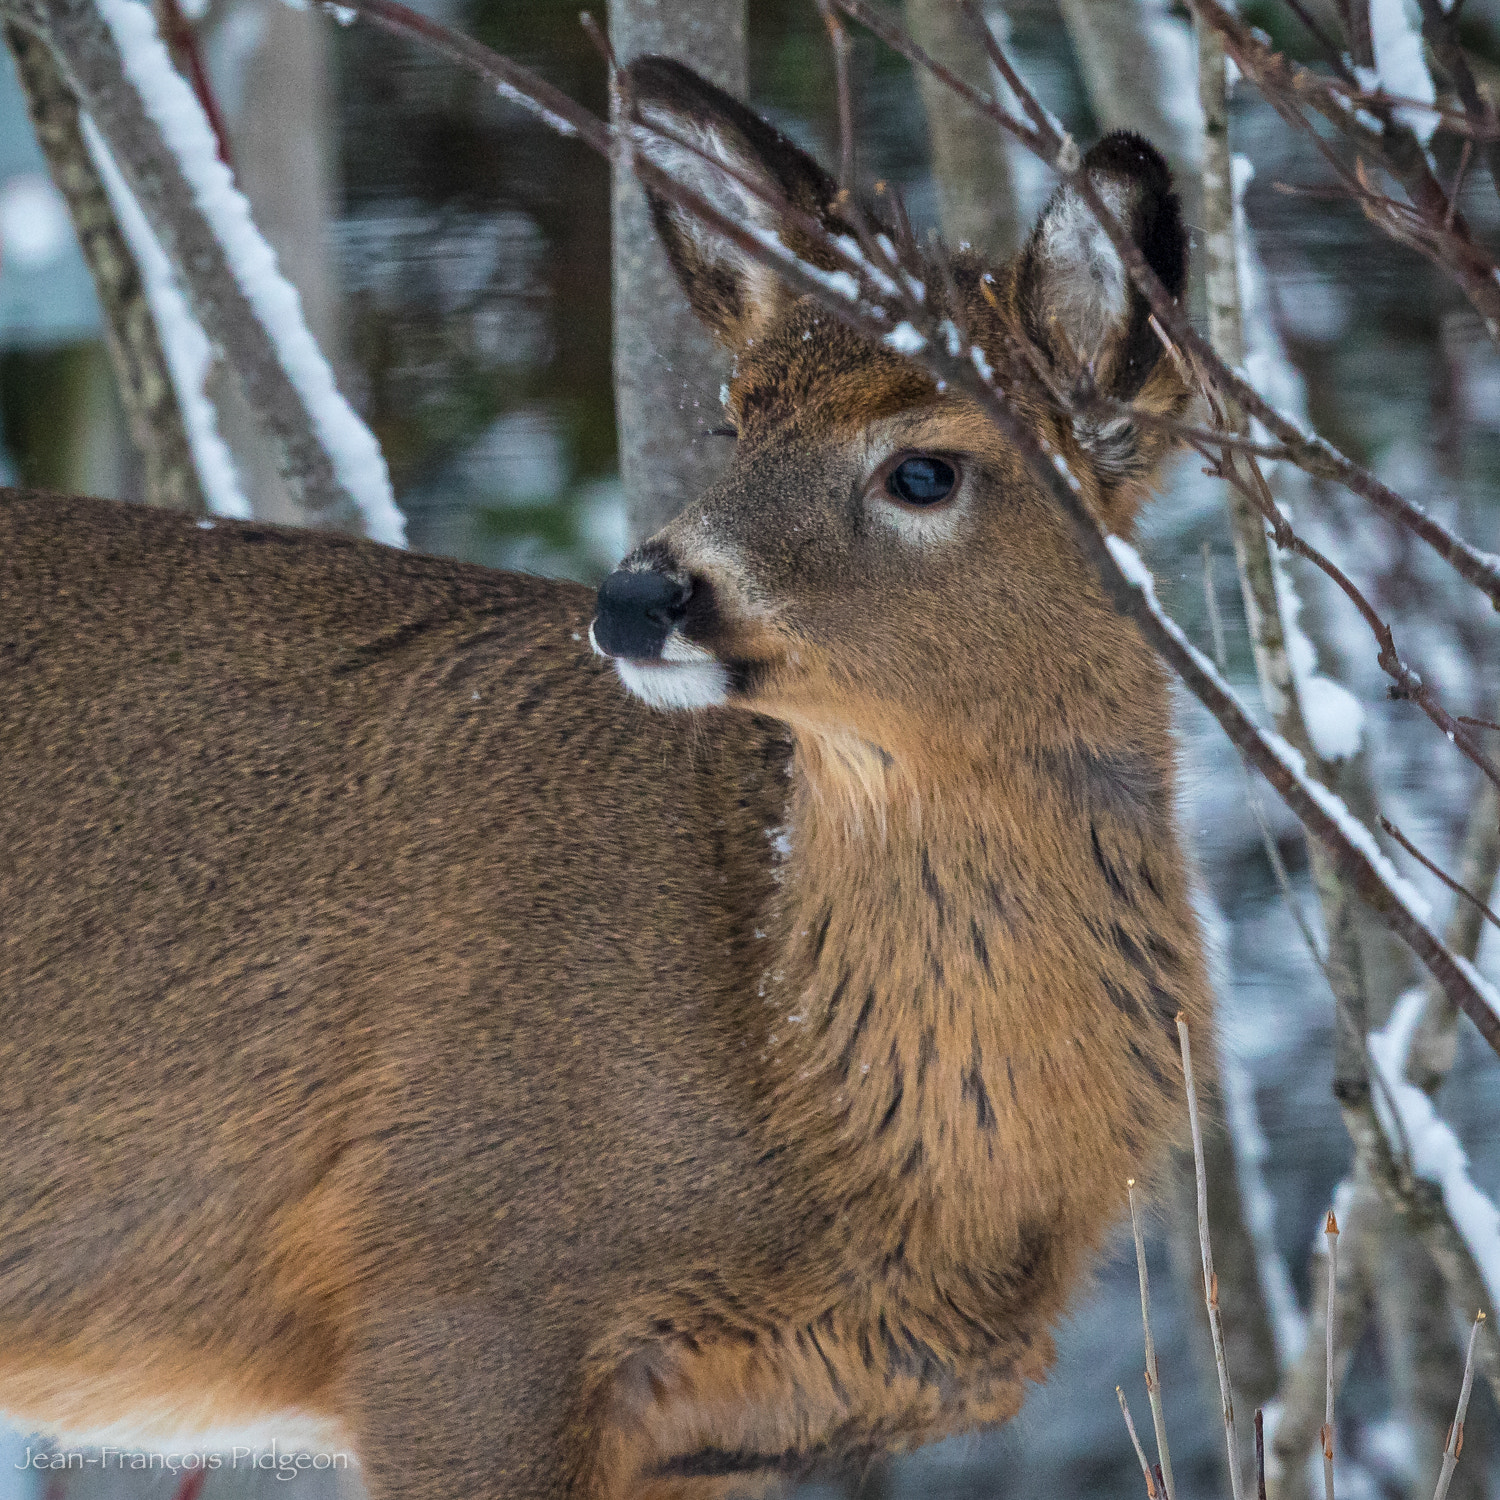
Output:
left=6, top=18, right=202, bottom=512
left=8, top=0, right=369, bottom=529
left=902, top=0, right=1019, bottom=261
left=608, top=0, right=745, bottom=543
left=199, top=0, right=347, bottom=527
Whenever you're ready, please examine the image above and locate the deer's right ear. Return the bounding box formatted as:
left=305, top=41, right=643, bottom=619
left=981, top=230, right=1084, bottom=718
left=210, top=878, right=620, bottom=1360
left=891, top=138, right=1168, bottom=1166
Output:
left=625, top=56, right=841, bottom=348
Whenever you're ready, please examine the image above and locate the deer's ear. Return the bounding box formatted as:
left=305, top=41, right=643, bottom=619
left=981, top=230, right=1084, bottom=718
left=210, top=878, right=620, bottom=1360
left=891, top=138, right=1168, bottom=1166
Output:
left=625, top=56, right=841, bottom=348
left=1015, top=132, right=1187, bottom=432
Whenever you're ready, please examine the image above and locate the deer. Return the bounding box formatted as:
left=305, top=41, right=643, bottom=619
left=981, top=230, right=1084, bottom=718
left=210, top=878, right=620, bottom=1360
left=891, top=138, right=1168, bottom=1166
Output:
left=0, top=54, right=1208, bottom=1500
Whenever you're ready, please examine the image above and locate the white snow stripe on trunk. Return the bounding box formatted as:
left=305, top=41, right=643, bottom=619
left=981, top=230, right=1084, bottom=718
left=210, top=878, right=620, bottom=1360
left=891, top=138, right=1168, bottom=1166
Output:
left=82, top=114, right=250, bottom=519
left=1370, top=989, right=1500, bottom=1302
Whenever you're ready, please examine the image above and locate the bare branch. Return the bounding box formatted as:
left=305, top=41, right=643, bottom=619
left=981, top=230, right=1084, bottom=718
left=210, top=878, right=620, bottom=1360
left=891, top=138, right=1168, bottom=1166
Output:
left=1118, top=1386, right=1161, bottom=1499
left=1433, top=1314, right=1486, bottom=1500
left=1255, top=1409, right=1267, bottom=1500
left=1407, top=777, right=1500, bottom=1093
left=1321, top=1210, right=1339, bottom=1500
left=1129, top=1179, right=1176, bottom=1500
left=1380, top=816, right=1500, bottom=940
left=1414, top=0, right=1500, bottom=199
left=816, top=0, right=855, bottom=196
left=1180, top=1017, right=1246, bottom=1500
left=1192, top=0, right=1500, bottom=345
left=831, top=0, right=1500, bottom=615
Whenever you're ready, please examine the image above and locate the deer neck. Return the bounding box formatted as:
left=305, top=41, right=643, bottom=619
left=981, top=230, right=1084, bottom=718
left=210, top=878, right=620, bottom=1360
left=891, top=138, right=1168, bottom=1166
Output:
left=757, top=723, right=1196, bottom=1289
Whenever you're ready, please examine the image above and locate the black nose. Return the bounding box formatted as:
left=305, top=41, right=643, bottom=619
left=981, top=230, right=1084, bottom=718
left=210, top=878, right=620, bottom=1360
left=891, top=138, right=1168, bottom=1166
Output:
left=592, top=569, right=691, bottom=659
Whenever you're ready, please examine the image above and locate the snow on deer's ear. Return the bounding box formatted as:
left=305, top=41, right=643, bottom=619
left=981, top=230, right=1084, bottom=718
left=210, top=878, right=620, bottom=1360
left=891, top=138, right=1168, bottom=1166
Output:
left=625, top=55, right=842, bottom=348
left=1014, top=132, right=1187, bottom=478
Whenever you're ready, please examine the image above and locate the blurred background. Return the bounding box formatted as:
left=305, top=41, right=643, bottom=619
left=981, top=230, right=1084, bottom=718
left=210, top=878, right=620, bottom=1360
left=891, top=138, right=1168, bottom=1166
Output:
left=1, top=0, right=1498, bottom=1497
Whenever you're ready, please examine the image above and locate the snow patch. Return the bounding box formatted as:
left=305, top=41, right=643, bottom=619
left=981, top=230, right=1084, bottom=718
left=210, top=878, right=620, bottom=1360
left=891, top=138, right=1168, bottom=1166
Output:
left=1369, top=0, right=1439, bottom=144
left=884, top=321, right=926, bottom=355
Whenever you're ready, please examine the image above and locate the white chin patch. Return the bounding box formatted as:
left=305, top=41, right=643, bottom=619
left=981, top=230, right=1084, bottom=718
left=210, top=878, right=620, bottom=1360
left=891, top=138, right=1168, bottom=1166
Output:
left=615, top=658, right=730, bottom=711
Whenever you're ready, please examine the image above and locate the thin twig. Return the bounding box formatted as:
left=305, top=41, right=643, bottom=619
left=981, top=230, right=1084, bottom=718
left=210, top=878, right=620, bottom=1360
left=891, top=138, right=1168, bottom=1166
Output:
left=1321, top=1210, right=1339, bottom=1500
left=1186, top=432, right=1500, bottom=793
left=1192, top=0, right=1500, bottom=345
left=1129, top=1179, right=1176, bottom=1500
left=1433, top=1313, right=1486, bottom=1500
left=1249, top=784, right=1329, bottom=969
left=1255, top=1408, right=1267, bottom=1500
left=1380, top=816, right=1500, bottom=936
left=1202, top=542, right=1228, bottom=671
left=1179, top=1016, right=1245, bottom=1500
left=1118, top=1386, right=1160, bottom=1499
left=155, top=0, right=231, bottom=168
left=1283, top=0, right=1356, bottom=74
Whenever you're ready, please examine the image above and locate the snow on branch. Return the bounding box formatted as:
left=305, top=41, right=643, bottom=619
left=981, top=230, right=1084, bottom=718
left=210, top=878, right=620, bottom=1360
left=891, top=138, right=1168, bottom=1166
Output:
left=5, top=0, right=404, bottom=544
left=1370, top=990, right=1500, bottom=1306
left=82, top=113, right=249, bottom=517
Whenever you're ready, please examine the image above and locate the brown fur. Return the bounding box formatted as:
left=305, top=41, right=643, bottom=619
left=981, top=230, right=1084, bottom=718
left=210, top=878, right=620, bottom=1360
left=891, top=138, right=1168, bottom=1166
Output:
left=0, top=61, right=1206, bottom=1500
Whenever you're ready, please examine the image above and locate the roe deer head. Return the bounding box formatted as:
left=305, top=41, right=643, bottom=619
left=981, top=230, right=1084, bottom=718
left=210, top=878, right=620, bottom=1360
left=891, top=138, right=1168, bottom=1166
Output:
left=0, top=55, right=1207, bottom=1500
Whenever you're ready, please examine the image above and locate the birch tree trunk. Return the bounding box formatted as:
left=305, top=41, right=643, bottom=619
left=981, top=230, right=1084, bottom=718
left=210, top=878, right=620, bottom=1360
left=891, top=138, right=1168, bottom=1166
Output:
left=609, top=0, right=745, bottom=543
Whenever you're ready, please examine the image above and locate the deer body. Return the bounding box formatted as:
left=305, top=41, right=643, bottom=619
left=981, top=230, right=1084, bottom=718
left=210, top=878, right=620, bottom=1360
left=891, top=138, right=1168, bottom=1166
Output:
left=0, top=59, right=1208, bottom=1500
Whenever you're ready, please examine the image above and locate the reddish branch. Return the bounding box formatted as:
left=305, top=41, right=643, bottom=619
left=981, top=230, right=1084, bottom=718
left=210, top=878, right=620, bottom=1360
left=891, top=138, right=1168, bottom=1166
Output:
left=153, top=0, right=231, bottom=168
left=1380, top=817, right=1500, bottom=936
left=822, top=0, right=1500, bottom=615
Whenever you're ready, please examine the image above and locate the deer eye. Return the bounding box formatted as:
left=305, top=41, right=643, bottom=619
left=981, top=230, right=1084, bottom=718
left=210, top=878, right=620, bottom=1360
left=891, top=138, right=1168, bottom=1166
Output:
left=886, top=455, right=956, bottom=507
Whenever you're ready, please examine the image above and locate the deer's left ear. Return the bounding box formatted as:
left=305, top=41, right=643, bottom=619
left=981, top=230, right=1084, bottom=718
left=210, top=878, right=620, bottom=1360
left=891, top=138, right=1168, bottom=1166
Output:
left=1014, top=132, right=1188, bottom=476
left=624, top=55, right=843, bottom=348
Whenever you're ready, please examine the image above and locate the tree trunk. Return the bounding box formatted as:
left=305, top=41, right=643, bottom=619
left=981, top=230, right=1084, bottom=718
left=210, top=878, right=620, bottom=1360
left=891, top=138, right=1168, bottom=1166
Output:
left=608, top=0, right=745, bottom=544
left=1056, top=0, right=1201, bottom=221
left=6, top=19, right=202, bottom=511
left=199, top=0, right=348, bottom=528
left=902, top=0, right=1019, bottom=261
